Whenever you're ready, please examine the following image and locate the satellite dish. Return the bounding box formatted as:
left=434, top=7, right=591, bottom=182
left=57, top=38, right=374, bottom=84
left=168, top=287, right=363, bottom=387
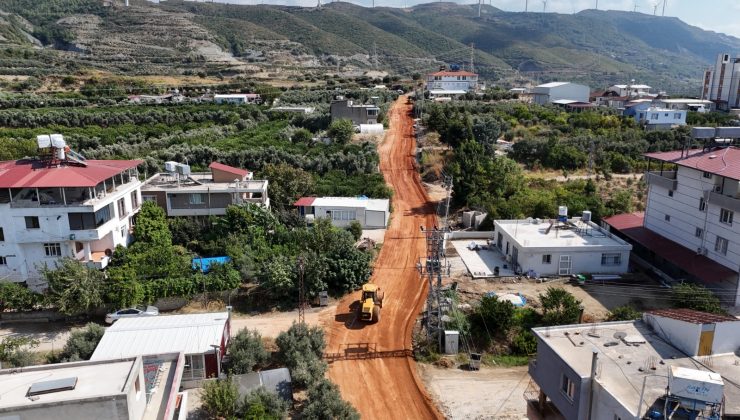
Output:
left=613, top=332, right=627, bottom=340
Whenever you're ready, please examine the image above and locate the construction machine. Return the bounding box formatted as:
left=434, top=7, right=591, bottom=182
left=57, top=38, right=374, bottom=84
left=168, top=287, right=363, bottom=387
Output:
left=358, top=284, right=384, bottom=322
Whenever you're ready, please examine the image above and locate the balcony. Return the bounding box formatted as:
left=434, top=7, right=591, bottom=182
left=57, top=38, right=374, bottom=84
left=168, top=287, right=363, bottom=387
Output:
left=704, top=190, right=740, bottom=213
left=644, top=171, right=677, bottom=190
left=9, top=176, right=140, bottom=209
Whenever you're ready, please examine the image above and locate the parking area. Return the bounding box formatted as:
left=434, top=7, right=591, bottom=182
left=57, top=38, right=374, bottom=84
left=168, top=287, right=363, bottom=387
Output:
left=450, top=239, right=515, bottom=278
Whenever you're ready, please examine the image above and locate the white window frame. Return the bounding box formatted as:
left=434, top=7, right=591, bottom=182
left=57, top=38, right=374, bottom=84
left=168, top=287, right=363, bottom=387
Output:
left=0, top=256, right=7, bottom=265
left=189, top=193, right=205, bottom=205
left=117, top=197, right=127, bottom=219
left=699, top=197, right=707, bottom=211
left=331, top=210, right=356, bottom=221
left=719, top=208, right=733, bottom=225
left=714, top=236, right=728, bottom=256
left=542, top=254, right=552, bottom=264
left=561, top=374, right=576, bottom=401
left=44, top=243, right=62, bottom=257
left=601, top=253, right=622, bottom=266
left=182, top=354, right=206, bottom=381
left=695, top=227, right=704, bottom=238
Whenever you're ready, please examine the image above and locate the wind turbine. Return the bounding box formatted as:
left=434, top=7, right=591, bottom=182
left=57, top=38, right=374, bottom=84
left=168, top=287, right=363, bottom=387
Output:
left=542, top=0, right=547, bottom=13
left=662, top=0, right=667, bottom=16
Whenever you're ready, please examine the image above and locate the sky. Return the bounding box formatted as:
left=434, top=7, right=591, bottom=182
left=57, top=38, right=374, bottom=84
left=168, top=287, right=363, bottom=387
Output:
left=205, top=0, right=740, bottom=38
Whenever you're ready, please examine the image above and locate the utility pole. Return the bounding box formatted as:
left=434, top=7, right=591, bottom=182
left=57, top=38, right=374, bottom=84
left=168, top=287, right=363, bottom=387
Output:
left=595, top=0, right=598, bottom=10
left=542, top=0, right=547, bottom=13
left=418, top=225, right=449, bottom=353
left=317, top=0, right=321, bottom=8
left=469, top=43, right=475, bottom=74
left=525, top=0, right=528, bottom=12
left=297, top=257, right=306, bottom=324
left=662, top=0, right=666, bottom=16
left=633, top=1, right=638, bottom=12
left=477, top=0, right=482, bottom=18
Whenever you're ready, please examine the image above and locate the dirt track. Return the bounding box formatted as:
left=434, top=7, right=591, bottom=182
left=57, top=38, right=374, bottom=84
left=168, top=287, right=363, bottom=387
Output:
left=324, top=98, right=443, bottom=419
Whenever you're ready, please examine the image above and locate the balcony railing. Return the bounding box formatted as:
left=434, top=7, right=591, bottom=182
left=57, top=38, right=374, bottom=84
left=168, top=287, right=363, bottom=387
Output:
left=704, top=190, right=740, bottom=213
left=644, top=171, right=677, bottom=190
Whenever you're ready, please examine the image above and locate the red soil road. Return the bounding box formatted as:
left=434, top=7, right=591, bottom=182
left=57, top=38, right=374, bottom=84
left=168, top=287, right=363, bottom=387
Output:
left=324, top=97, right=443, bottom=419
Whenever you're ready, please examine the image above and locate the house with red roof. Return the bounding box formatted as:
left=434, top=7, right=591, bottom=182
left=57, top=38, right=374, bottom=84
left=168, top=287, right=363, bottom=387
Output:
left=603, top=138, right=740, bottom=305
left=425, top=68, right=479, bottom=97
left=0, top=135, right=143, bottom=289
left=140, top=161, right=268, bottom=217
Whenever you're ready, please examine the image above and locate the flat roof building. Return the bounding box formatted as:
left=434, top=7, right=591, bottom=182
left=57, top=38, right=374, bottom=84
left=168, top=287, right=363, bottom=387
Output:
left=294, top=196, right=389, bottom=229
left=532, top=82, right=590, bottom=105
left=493, top=215, right=632, bottom=276
left=141, top=162, right=268, bottom=217
left=330, top=98, right=380, bottom=125
left=0, top=354, right=185, bottom=420
left=91, top=312, right=230, bottom=387
left=528, top=313, right=740, bottom=420
left=214, top=93, right=262, bottom=105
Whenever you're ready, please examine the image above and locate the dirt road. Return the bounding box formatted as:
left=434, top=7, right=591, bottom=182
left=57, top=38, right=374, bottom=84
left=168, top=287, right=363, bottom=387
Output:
left=324, top=98, right=443, bottom=419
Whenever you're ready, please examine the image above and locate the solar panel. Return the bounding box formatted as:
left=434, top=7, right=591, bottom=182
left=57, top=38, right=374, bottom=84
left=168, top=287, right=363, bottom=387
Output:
left=28, top=377, right=78, bottom=396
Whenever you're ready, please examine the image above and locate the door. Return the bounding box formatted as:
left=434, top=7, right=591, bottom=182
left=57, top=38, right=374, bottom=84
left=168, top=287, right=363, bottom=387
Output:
left=558, top=255, right=572, bottom=276
left=512, top=247, right=519, bottom=267
left=365, top=210, right=386, bottom=228
left=497, top=233, right=502, bottom=250
left=699, top=330, right=715, bottom=356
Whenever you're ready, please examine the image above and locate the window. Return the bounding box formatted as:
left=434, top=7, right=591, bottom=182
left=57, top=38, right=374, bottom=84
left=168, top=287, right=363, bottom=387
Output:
left=120, top=225, right=127, bottom=239
left=695, top=227, right=704, bottom=238
left=601, top=253, right=622, bottom=266
left=189, top=193, right=205, bottom=205
left=715, top=236, right=728, bottom=255
left=542, top=254, right=552, bottom=264
left=117, top=198, right=126, bottom=219
left=331, top=210, right=356, bottom=221
left=25, top=216, right=40, bottom=229
left=94, top=204, right=112, bottom=227
left=561, top=374, right=576, bottom=401
left=0, top=227, right=3, bottom=241
left=699, top=197, right=707, bottom=211
left=0, top=256, right=6, bottom=265
left=130, top=191, right=140, bottom=210
left=367, top=109, right=378, bottom=116
left=668, top=190, right=674, bottom=197
left=674, top=113, right=682, bottom=119
left=182, top=354, right=205, bottom=381
left=142, top=195, right=157, bottom=203
left=44, top=243, right=62, bottom=257
left=703, top=171, right=713, bottom=179
left=720, top=208, right=734, bottom=225
left=135, top=376, right=141, bottom=395
left=664, top=214, right=671, bottom=222
left=664, top=113, right=669, bottom=117
left=651, top=113, right=659, bottom=119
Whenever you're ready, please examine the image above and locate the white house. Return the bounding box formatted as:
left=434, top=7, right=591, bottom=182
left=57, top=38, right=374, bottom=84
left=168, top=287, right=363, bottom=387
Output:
left=635, top=107, right=687, bottom=130
left=531, top=82, right=590, bottom=105
left=607, top=83, right=652, bottom=97
left=425, top=69, right=478, bottom=97
left=655, top=98, right=714, bottom=113
left=493, top=214, right=632, bottom=277
left=294, top=196, right=389, bottom=229
left=643, top=308, right=740, bottom=357
left=0, top=135, right=142, bottom=290
left=214, top=94, right=262, bottom=105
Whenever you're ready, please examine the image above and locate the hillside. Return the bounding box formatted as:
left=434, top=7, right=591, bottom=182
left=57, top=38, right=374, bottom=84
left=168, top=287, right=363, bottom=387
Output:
left=0, top=0, right=738, bottom=93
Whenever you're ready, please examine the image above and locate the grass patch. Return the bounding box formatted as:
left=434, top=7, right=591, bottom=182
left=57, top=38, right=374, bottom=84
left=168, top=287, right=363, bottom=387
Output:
left=481, top=354, right=530, bottom=367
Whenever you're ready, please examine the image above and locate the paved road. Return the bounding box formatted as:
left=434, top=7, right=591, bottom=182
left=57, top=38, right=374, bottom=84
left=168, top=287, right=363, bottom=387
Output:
left=324, top=97, right=443, bottom=419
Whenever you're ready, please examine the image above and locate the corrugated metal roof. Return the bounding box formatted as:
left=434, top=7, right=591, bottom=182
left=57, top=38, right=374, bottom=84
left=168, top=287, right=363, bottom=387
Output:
left=90, top=312, right=229, bottom=360
left=0, top=159, right=141, bottom=188
left=646, top=308, right=738, bottom=324
left=644, top=147, right=740, bottom=181
left=209, top=162, right=250, bottom=177
left=293, top=197, right=316, bottom=207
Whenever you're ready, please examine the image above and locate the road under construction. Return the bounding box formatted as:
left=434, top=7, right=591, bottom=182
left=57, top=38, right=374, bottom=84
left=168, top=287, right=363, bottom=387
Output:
left=324, top=97, right=444, bottom=419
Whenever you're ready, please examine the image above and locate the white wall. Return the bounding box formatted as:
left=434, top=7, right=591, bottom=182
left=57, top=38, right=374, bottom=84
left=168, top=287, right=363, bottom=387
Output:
left=515, top=249, right=630, bottom=276
left=713, top=321, right=740, bottom=354
left=312, top=205, right=366, bottom=228
left=643, top=314, right=702, bottom=356
left=533, top=83, right=590, bottom=104
left=591, top=379, right=635, bottom=420
left=643, top=109, right=686, bottom=126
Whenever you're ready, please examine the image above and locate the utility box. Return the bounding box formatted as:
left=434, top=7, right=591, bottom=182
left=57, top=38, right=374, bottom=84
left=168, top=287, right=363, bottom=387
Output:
left=669, top=366, right=724, bottom=407
left=469, top=353, right=481, bottom=371
left=317, top=291, right=329, bottom=307
left=443, top=330, right=459, bottom=355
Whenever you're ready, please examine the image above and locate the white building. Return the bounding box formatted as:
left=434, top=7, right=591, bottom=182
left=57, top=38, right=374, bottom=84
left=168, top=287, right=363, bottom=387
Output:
left=0, top=136, right=142, bottom=290
left=528, top=310, right=740, bottom=420
left=531, top=82, right=590, bottom=105
left=636, top=107, right=687, bottom=130
left=425, top=69, right=478, bottom=97
left=493, top=215, right=632, bottom=276
left=294, top=196, right=389, bottom=229
left=607, top=83, right=652, bottom=97
left=214, top=94, right=262, bottom=105
left=91, top=312, right=231, bottom=388
left=655, top=98, right=714, bottom=113
left=141, top=162, right=268, bottom=217
left=0, top=354, right=186, bottom=420
left=701, top=53, right=740, bottom=111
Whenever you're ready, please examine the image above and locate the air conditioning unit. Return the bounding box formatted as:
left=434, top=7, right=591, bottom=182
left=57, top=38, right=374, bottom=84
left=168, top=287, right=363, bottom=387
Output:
left=713, top=185, right=722, bottom=192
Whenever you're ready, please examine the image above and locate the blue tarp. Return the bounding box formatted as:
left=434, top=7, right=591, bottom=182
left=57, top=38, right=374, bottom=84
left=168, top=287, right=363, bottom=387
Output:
left=192, top=256, right=231, bottom=273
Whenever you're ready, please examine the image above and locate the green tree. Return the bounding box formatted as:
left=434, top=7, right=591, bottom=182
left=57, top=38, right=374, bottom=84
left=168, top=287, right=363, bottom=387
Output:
left=201, top=378, right=240, bottom=419
left=302, top=378, right=360, bottom=420
left=607, top=305, right=642, bottom=321
left=471, top=295, right=515, bottom=342
left=539, top=287, right=582, bottom=326
left=276, top=322, right=327, bottom=387
left=43, top=258, right=104, bottom=315
left=0, top=282, right=41, bottom=312
left=327, top=118, right=354, bottom=144
left=53, top=323, right=105, bottom=362
left=0, top=336, right=39, bottom=367
left=347, top=220, right=363, bottom=241
left=227, top=328, right=270, bottom=375
left=134, top=201, right=172, bottom=246
left=241, top=387, right=289, bottom=420
left=671, top=283, right=725, bottom=314
left=260, top=163, right=315, bottom=213
left=291, top=128, right=313, bottom=143
left=511, top=330, right=537, bottom=355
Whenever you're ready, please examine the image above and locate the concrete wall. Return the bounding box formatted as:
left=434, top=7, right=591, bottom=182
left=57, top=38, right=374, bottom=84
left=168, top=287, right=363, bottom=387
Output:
left=529, top=337, right=590, bottom=420
left=168, top=192, right=233, bottom=210
left=532, top=83, right=589, bottom=104
left=713, top=320, right=740, bottom=354
left=0, top=397, right=131, bottom=420
left=643, top=314, right=701, bottom=356
left=591, top=379, right=635, bottom=420
left=514, top=249, right=630, bottom=276
left=330, top=101, right=379, bottom=125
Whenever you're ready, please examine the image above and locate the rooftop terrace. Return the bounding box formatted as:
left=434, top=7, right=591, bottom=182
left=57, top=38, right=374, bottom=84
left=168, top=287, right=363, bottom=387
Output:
left=495, top=217, right=632, bottom=250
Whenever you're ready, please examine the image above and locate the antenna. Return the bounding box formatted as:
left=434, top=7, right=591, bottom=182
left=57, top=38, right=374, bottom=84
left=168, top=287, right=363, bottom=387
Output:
left=469, top=43, right=475, bottom=74
left=652, top=1, right=659, bottom=15
left=542, top=0, right=547, bottom=12
left=478, top=0, right=482, bottom=18
left=633, top=1, right=638, bottom=12
left=595, top=0, right=598, bottom=9
left=525, top=0, right=528, bottom=12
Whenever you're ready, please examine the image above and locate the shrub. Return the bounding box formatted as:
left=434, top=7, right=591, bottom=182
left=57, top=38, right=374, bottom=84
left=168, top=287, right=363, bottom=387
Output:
left=0, top=336, right=39, bottom=367
left=607, top=305, right=642, bottom=321
left=539, top=287, right=582, bottom=326
left=227, top=328, right=270, bottom=375
left=511, top=330, right=537, bottom=355
left=201, top=378, right=240, bottom=419
left=302, top=378, right=359, bottom=420
left=0, top=282, right=42, bottom=312
left=471, top=295, right=515, bottom=342
left=671, top=283, right=725, bottom=314
left=242, top=387, right=289, bottom=420
left=275, top=323, right=327, bottom=388
left=53, top=323, right=105, bottom=362
left=347, top=220, right=363, bottom=241
left=43, top=258, right=105, bottom=316
left=327, top=118, right=354, bottom=144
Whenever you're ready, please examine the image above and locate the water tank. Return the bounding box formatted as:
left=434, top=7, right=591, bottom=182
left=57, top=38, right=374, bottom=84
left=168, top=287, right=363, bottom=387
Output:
left=558, top=206, right=568, bottom=217
left=176, top=163, right=191, bottom=176
left=716, top=127, right=740, bottom=139
left=669, top=366, right=724, bottom=407
left=164, top=161, right=178, bottom=172
left=36, top=135, right=51, bottom=148
left=50, top=134, right=66, bottom=148
left=691, top=127, right=716, bottom=139
left=56, top=148, right=65, bottom=160
left=582, top=211, right=592, bottom=222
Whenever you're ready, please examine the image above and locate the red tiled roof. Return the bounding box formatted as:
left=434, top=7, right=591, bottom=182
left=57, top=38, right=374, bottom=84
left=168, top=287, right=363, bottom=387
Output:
left=428, top=71, right=478, bottom=77
left=603, top=212, right=737, bottom=283
left=0, top=159, right=141, bottom=188
left=644, top=147, right=740, bottom=181
left=208, top=162, right=250, bottom=177
left=646, top=308, right=738, bottom=324
left=293, top=197, right=316, bottom=207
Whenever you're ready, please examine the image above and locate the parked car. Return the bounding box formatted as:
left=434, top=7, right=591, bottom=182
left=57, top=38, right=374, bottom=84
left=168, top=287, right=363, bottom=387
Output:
left=105, top=306, right=159, bottom=324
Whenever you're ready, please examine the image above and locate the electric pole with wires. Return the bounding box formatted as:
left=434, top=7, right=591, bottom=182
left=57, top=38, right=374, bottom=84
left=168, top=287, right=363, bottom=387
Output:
left=297, top=256, right=306, bottom=324
left=417, top=225, right=450, bottom=352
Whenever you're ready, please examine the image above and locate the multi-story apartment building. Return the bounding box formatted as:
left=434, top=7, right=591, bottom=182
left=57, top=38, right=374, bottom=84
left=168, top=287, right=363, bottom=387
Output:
left=604, top=139, right=740, bottom=305
left=425, top=69, right=478, bottom=97
left=0, top=136, right=142, bottom=290
left=141, top=162, right=269, bottom=217
left=701, top=53, right=740, bottom=111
